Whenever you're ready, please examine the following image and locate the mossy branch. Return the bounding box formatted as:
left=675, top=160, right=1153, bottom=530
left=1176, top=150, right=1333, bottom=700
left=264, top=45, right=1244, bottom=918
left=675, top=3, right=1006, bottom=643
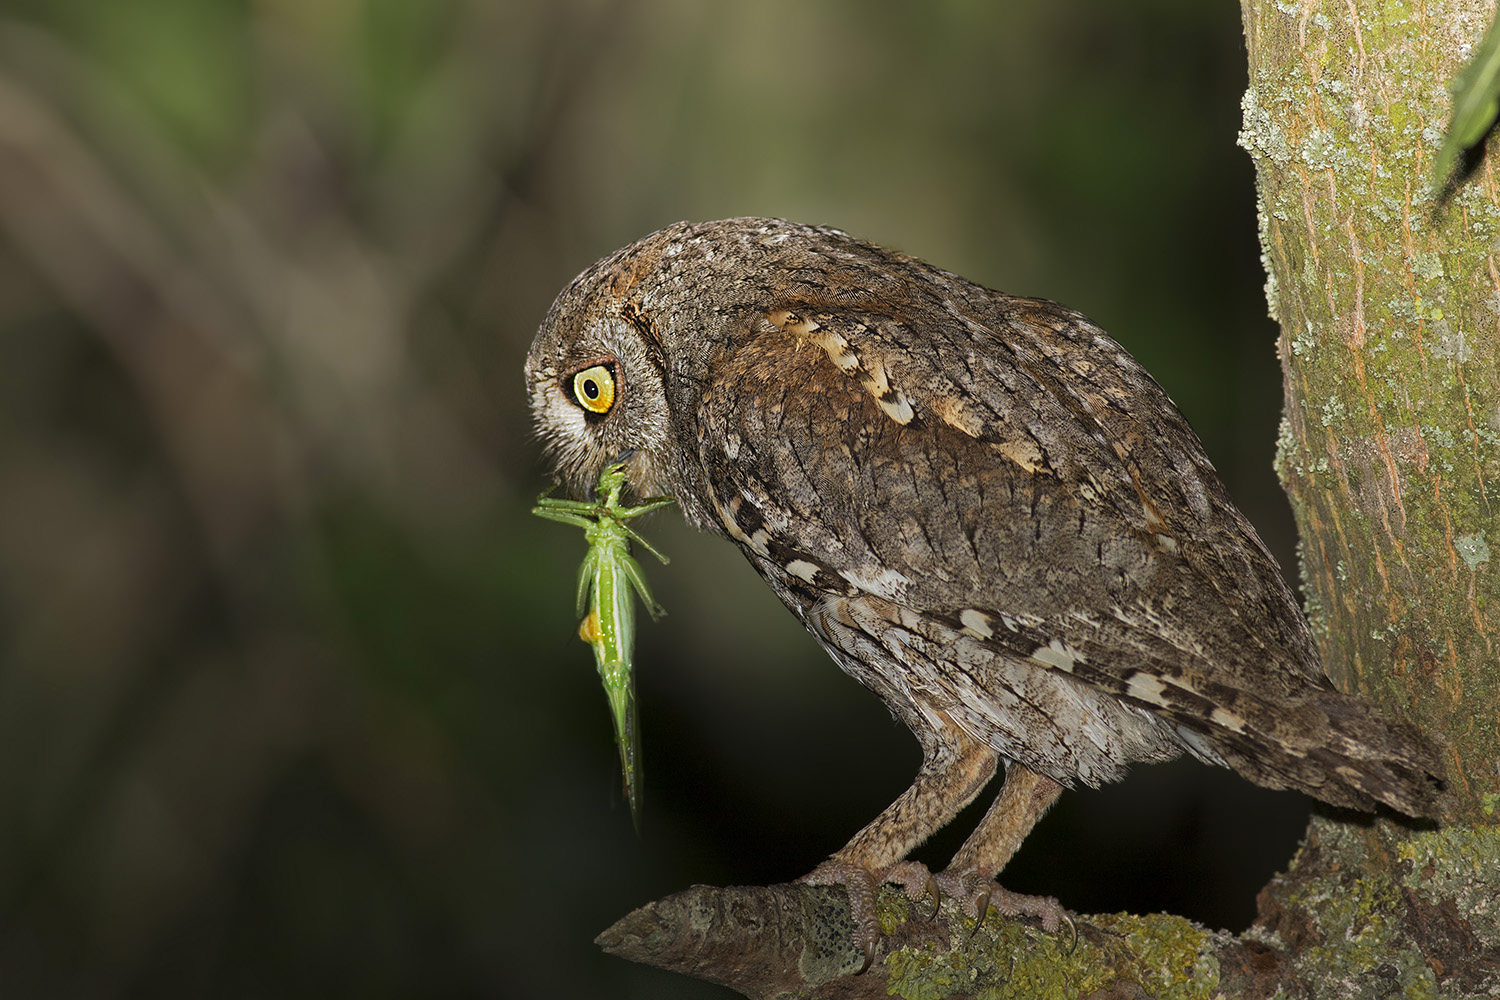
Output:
left=599, top=822, right=1500, bottom=998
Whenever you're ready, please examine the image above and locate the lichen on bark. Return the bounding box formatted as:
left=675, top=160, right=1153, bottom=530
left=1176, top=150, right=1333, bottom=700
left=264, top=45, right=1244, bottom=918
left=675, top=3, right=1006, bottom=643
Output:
left=1253, top=816, right=1500, bottom=997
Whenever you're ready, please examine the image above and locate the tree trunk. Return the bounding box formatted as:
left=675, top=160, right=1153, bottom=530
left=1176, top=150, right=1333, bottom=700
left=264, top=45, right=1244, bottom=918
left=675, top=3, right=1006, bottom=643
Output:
left=598, top=3, right=1500, bottom=995
left=1243, top=0, right=1499, bottom=821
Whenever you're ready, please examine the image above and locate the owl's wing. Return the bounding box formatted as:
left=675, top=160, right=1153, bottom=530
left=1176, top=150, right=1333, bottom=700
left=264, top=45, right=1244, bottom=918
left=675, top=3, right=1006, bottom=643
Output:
left=695, top=292, right=1307, bottom=677
left=690, top=293, right=1440, bottom=814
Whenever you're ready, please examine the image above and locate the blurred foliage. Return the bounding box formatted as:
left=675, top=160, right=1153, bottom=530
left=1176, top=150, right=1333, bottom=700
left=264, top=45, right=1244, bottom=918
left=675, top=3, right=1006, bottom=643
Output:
left=0, top=1, right=1310, bottom=998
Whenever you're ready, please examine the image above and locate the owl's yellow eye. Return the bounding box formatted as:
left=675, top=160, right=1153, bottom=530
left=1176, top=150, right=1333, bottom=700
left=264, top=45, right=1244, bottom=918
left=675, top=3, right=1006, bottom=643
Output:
left=571, top=364, right=617, bottom=415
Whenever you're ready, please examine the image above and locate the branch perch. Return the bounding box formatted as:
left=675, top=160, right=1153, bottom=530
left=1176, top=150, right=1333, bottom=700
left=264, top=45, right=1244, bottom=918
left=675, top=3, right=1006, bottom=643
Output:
left=599, top=816, right=1500, bottom=998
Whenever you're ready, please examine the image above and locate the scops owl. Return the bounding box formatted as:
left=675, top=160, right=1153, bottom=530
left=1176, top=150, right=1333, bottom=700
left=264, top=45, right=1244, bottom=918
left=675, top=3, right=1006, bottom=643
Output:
left=525, top=217, right=1443, bottom=961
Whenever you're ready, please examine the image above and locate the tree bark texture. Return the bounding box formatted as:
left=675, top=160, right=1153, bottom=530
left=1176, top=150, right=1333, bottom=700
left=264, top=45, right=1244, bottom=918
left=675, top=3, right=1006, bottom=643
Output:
left=1241, top=0, right=1499, bottom=822
left=600, top=3, right=1500, bottom=995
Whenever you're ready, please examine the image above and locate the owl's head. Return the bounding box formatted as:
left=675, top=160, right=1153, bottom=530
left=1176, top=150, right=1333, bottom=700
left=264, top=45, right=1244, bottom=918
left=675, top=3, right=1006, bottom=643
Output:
left=527, top=217, right=880, bottom=508
left=524, top=236, right=682, bottom=504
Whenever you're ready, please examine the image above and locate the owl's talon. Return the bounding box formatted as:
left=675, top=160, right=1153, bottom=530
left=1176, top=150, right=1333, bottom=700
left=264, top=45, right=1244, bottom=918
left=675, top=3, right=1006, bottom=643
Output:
left=801, top=859, right=962, bottom=973
left=800, top=860, right=882, bottom=974
left=970, top=887, right=992, bottom=936
left=883, top=859, right=938, bottom=913
left=1060, top=912, right=1079, bottom=953
left=933, top=866, right=1068, bottom=940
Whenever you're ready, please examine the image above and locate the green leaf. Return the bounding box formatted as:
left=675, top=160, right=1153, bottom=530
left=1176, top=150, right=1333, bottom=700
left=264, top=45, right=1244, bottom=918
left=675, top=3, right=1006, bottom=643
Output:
left=1434, top=11, right=1500, bottom=195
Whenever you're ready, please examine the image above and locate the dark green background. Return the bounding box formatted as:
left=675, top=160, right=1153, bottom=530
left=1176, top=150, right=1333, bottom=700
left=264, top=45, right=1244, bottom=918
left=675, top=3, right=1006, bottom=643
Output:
left=0, top=2, right=1310, bottom=997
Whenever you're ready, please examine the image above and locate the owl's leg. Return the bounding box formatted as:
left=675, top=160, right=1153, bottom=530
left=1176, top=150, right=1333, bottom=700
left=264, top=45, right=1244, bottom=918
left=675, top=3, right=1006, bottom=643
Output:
left=831, top=728, right=999, bottom=868
left=933, top=762, right=1068, bottom=935
left=801, top=724, right=999, bottom=972
left=948, top=761, right=1062, bottom=874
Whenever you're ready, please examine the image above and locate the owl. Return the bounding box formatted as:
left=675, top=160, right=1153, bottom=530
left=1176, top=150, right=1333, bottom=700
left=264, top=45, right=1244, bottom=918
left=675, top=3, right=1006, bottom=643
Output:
left=525, top=217, right=1443, bottom=964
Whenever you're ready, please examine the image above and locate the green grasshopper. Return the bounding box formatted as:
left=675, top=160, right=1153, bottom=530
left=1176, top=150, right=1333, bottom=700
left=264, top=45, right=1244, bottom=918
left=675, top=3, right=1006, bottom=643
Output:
left=532, top=461, right=674, bottom=829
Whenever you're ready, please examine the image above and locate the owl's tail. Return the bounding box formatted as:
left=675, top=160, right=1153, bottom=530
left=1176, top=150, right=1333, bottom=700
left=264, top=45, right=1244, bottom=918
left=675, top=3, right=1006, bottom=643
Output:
left=1191, top=684, right=1446, bottom=819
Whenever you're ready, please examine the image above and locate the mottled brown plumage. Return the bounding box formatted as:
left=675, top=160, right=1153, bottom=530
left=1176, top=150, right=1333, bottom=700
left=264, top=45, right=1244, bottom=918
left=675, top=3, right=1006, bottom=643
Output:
left=525, top=218, right=1443, bottom=956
